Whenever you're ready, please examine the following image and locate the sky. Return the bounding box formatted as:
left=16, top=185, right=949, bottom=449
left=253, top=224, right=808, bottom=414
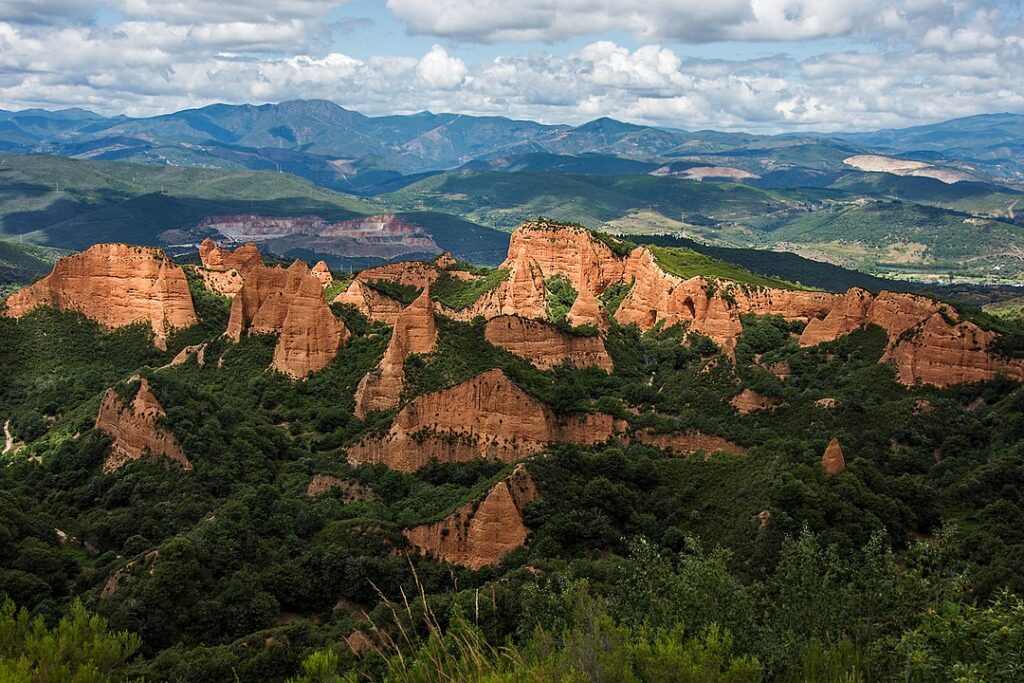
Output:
left=0, top=0, right=1022, bottom=132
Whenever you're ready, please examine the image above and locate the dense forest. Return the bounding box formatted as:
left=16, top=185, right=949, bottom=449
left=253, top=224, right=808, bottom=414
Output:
left=3, top=246, right=1024, bottom=682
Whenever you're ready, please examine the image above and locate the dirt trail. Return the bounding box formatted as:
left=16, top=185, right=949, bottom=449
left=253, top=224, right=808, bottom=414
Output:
left=3, top=420, right=13, bottom=454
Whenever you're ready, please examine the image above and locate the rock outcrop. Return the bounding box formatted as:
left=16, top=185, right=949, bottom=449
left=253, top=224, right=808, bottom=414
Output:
left=798, top=289, right=941, bottom=347
left=881, top=314, right=1024, bottom=387
left=198, top=238, right=263, bottom=275
left=227, top=261, right=349, bottom=378
left=3, top=244, right=196, bottom=350
left=566, top=289, right=609, bottom=331
left=333, top=280, right=405, bottom=324
left=96, top=379, right=190, bottom=474
left=404, top=464, right=538, bottom=569
left=357, top=260, right=444, bottom=289
left=354, top=289, right=438, bottom=418
left=311, top=261, right=333, bottom=288
left=442, top=247, right=548, bottom=321
left=169, top=344, right=206, bottom=367
left=306, top=474, right=376, bottom=501
left=730, top=388, right=779, bottom=414
left=483, top=315, right=613, bottom=371
left=196, top=267, right=245, bottom=298
left=347, top=369, right=626, bottom=472
left=822, top=438, right=845, bottom=475
left=634, top=429, right=747, bottom=456
left=501, top=222, right=626, bottom=296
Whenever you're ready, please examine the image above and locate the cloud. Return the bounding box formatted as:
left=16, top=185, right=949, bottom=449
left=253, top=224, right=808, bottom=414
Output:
left=0, top=0, right=98, bottom=25
left=0, top=1, right=1020, bottom=133
left=416, top=45, right=467, bottom=89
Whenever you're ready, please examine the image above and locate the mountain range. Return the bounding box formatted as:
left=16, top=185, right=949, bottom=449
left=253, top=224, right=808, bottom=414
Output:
left=2, top=101, right=1022, bottom=194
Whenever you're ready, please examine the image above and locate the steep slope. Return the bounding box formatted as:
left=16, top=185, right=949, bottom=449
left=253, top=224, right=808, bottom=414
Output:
left=404, top=464, right=538, bottom=569
left=226, top=261, right=349, bottom=378
left=96, top=378, right=190, bottom=474
left=354, top=288, right=438, bottom=418
left=483, top=315, right=613, bottom=371
left=347, top=368, right=626, bottom=472
left=2, top=243, right=196, bottom=349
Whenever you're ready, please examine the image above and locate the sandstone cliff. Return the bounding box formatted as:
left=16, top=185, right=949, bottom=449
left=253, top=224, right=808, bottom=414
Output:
left=306, top=474, right=376, bottom=501
left=881, top=314, right=1024, bottom=387
left=500, top=222, right=626, bottom=296
left=96, top=378, right=190, bottom=474
left=227, top=261, right=349, bottom=378
left=634, top=429, right=747, bottom=456
left=199, top=238, right=264, bottom=274
left=332, top=280, right=405, bottom=324
left=798, top=289, right=941, bottom=347
left=822, top=438, right=845, bottom=475
left=483, top=315, right=613, bottom=371
left=730, top=388, right=779, bottom=414
left=3, top=244, right=196, bottom=350
left=404, top=464, right=538, bottom=569
left=347, top=369, right=626, bottom=472
left=354, top=288, right=438, bottom=419
left=311, top=261, right=333, bottom=288
left=196, top=267, right=245, bottom=298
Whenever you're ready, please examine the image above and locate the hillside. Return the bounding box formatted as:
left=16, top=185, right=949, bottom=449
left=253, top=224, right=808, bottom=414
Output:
left=4, top=221, right=1024, bottom=681
left=0, top=154, right=509, bottom=265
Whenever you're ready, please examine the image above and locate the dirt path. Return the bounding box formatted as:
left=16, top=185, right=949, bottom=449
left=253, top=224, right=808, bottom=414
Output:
left=3, top=420, right=13, bottom=454
left=1008, top=199, right=1019, bottom=221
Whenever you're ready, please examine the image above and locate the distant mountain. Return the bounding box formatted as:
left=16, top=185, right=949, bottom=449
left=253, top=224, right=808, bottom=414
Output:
left=2, top=100, right=1020, bottom=193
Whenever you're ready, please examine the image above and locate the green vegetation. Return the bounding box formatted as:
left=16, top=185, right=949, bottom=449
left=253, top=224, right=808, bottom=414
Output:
left=545, top=275, right=578, bottom=322
left=363, top=279, right=422, bottom=304
left=6, top=243, right=1024, bottom=681
left=1, top=598, right=141, bottom=682
left=431, top=268, right=509, bottom=310
left=0, top=239, right=66, bottom=295
left=650, top=246, right=809, bottom=290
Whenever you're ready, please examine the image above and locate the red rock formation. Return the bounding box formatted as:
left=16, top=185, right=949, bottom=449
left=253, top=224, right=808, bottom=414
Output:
left=768, top=361, right=791, bottom=380
left=881, top=314, right=1024, bottom=387
left=347, top=369, right=626, bottom=472
left=501, top=222, right=626, bottom=296
left=332, top=280, right=405, bottom=324
left=566, top=289, right=609, bottom=331
left=196, top=267, right=244, bottom=298
left=483, top=315, right=613, bottom=371
left=96, top=378, right=190, bottom=474
left=358, top=260, right=443, bottom=289
left=799, top=289, right=940, bottom=347
left=306, top=474, right=376, bottom=501
left=634, top=429, right=746, bottom=456
left=815, top=398, right=838, bottom=409
left=435, top=252, right=458, bottom=269
left=198, top=238, right=263, bottom=275
left=311, top=261, right=333, bottom=288
left=354, top=288, right=438, bottom=418
left=227, top=261, right=349, bottom=378
left=822, top=438, right=845, bottom=475
left=404, top=464, right=538, bottom=569
left=169, top=344, right=206, bottom=367
left=443, top=248, right=548, bottom=321
left=730, top=388, right=779, bottom=414
left=3, top=244, right=196, bottom=350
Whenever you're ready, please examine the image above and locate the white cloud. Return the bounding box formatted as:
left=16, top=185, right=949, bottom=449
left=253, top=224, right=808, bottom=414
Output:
left=415, top=45, right=467, bottom=89
left=0, top=1, right=1020, bottom=133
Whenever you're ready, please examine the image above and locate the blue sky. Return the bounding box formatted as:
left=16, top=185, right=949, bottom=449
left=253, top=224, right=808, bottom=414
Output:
left=1, top=0, right=1022, bottom=131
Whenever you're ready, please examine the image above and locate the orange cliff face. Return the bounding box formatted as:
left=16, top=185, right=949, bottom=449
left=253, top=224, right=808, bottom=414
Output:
left=882, top=314, right=1024, bottom=387
left=226, top=261, right=350, bottom=378
left=500, top=222, right=626, bottom=296
left=822, top=438, right=845, bottom=475
left=798, top=289, right=941, bottom=347
left=196, top=239, right=265, bottom=297
left=483, top=315, right=613, bottom=372
left=441, top=247, right=548, bottom=321
left=404, top=464, right=538, bottom=569
left=354, top=288, right=438, bottom=419
left=347, top=368, right=626, bottom=472
left=199, top=238, right=264, bottom=274
left=332, top=279, right=405, bottom=324
left=96, top=378, right=191, bottom=474
left=2, top=243, right=196, bottom=350
left=311, top=261, right=333, bottom=288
